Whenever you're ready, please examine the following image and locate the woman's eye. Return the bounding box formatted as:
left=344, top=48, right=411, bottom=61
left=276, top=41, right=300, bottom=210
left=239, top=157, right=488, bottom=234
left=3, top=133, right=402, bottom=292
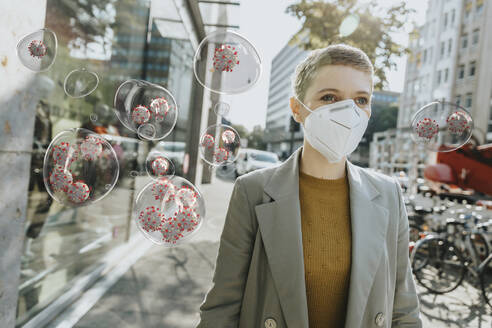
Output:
left=355, top=97, right=369, bottom=106
left=320, top=94, right=336, bottom=102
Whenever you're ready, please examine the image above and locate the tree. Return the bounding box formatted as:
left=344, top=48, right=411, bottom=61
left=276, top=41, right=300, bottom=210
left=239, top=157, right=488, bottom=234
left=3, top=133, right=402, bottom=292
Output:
left=286, top=0, right=415, bottom=90
left=362, top=105, right=398, bottom=145
left=247, top=125, right=267, bottom=150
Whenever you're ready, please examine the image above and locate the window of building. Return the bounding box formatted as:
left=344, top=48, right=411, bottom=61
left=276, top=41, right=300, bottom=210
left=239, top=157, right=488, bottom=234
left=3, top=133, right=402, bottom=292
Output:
left=477, top=1, right=484, bottom=14
left=447, top=39, right=452, bottom=56
left=456, top=95, right=461, bottom=106
left=451, top=9, right=456, bottom=24
left=423, top=49, right=427, bottom=63
left=465, top=1, right=472, bottom=18
left=470, top=61, right=476, bottom=76
left=462, top=34, right=468, bottom=49
left=458, top=64, right=465, bottom=79
left=465, top=93, right=472, bottom=108
left=444, top=68, right=449, bottom=82
left=437, top=70, right=442, bottom=85
left=444, top=12, right=448, bottom=28
left=472, top=29, right=480, bottom=45
left=440, top=41, right=445, bottom=58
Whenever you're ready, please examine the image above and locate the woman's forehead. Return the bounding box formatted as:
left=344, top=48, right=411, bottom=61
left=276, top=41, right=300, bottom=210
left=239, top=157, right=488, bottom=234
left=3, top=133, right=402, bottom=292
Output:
left=309, top=65, right=372, bottom=96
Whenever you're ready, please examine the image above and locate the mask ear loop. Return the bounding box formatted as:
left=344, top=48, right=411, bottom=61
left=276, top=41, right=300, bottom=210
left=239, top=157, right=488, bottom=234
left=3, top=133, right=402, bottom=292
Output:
left=294, top=96, right=314, bottom=114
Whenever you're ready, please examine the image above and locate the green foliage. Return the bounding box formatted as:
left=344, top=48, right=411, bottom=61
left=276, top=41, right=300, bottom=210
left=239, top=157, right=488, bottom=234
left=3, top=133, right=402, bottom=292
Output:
left=362, top=105, right=398, bottom=144
left=286, top=0, right=414, bottom=89
left=247, top=125, right=267, bottom=150
left=230, top=124, right=267, bottom=150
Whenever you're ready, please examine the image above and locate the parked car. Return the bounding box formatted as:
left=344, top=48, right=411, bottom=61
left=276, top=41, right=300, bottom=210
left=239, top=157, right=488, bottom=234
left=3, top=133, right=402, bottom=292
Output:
left=150, top=141, right=186, bottom=175
left=235, top=148, right=280, bottom=177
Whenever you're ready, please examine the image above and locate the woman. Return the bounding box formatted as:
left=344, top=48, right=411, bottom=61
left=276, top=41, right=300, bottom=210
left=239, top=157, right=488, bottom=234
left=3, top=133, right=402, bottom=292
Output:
left=197, top=44, right=422, bottom=328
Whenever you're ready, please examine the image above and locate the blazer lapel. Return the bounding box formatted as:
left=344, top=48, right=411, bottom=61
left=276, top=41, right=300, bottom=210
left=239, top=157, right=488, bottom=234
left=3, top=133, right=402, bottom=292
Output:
left=254, top=148, right=389, bottom=328
left=255, top=147, right=309, bottom=328
left=344, top=161, right=389, bottom=328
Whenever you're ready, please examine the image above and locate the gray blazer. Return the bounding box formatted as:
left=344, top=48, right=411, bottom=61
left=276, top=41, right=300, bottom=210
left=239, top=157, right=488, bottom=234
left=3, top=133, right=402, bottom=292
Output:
left=197, top=147, right=423, bottom=328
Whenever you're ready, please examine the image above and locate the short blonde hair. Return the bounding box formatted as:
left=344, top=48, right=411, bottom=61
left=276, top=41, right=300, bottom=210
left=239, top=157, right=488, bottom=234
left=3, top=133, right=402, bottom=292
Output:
left=292, top=43, right=374, bottom=102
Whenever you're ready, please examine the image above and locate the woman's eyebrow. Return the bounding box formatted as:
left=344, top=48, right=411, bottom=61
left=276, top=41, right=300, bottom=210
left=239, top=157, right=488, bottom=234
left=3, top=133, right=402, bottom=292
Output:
left=316, top=88, right=339, bottom=94
left=316, top=88, right=371, bottom=96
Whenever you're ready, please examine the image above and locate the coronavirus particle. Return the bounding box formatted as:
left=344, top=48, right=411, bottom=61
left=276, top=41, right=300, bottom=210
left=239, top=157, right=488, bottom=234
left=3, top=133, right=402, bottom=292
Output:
left=138, top=206, right=163, bottom=233
left=132, top=105, right=150, bottom=125
left=221, top=129, right=235, bottom=144
left=414, top=118, right=439, bottom=140
left=49, top=165, right=73, bottom=192
left=214, top=147, right=229, bottom=163
left=212, top=44, right=239, bottom=73
left=80, top=135, right=103, bottom=161
left=28, top=40, right=47, bottom=58
left=52, top=142, right=77, bottom=166
left=151, top=157, right=170, bottom=176
left=151, top=178, right=176, bottom=202
left=201, top=134, right=215, bottom=149
left=149, top=97, right=169, bottom=121
left=447, top=111, right=471, bottom=135
left=67, top=181, right=91, bottom=204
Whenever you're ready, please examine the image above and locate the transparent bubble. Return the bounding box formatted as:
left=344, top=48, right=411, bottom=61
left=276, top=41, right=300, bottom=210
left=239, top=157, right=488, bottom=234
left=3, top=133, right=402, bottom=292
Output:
left=214, top=102, right=230, bottom=116
left=114, top=79, right=178, bottom=140
left=145, top=152, right=175, bottom=179
left=137, top=123, right=156, bottom=140
left=64, top=68, right=99, bottom=98
left=43, top=128, right=119, bottom=207
left=199, top=124, right=241, bottom=166
left=193, top=30, right=262, bottom=94
left=339, top=14, right=360, bottom=37
left=411, top=101, right=473, bottom=152
left=16, top=28, right=57, bottom=72
left=134, top=176, right=206, bottom=246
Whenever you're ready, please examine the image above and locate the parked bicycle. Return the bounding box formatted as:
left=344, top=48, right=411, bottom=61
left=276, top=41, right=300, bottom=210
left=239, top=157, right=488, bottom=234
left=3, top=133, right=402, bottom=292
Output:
left=410, top=215, right=492, bottom=307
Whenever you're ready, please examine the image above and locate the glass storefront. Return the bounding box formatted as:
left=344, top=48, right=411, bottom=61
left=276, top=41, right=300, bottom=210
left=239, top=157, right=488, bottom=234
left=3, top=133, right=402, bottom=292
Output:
left=16, top=0, right=198, bottom=325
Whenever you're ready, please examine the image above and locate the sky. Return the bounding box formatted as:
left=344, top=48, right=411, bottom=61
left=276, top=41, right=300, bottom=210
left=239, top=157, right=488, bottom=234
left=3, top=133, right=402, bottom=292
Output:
left=222, top=0, right=429, bottom=131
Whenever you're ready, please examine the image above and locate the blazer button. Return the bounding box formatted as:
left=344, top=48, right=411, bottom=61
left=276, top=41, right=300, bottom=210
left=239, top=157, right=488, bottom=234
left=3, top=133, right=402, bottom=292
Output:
left=264, top=317, right=277, bottom=328
left=374, top=312, right=385, bottom=327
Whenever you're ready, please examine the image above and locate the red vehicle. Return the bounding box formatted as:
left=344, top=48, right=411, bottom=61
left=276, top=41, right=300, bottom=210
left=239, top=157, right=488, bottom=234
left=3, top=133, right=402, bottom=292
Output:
left=424, top=139, right=492, bottom=197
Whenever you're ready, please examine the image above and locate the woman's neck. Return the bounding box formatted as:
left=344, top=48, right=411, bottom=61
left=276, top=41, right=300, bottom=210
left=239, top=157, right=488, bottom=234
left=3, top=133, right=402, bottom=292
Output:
left=300, top=140, right=347, bottom=179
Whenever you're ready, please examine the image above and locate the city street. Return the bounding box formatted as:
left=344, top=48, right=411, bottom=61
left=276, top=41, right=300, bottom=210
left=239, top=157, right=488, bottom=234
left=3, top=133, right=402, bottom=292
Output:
left=43, top=174, right=491, bottom=328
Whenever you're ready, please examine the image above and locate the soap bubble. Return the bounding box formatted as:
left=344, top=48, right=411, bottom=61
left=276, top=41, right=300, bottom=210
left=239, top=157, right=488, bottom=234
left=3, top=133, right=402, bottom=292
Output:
left=64, top=68, right=99, bottom=98
left=411, top=101, right=473, bottom=152
left=339, top=14, right=360, bottom=37
left=16, top=28, right=57, bottom=71
left=114, top=79, right=178, bottom=140
left=145, top=152, right=175, bottom=179
left=214, top=102, right=230, bottom=116
left=193, top=30, right=262, bottom=94
left=134, top=176, right=206, bottom=246
left=43, top=128, right=119, bottom=207
left=199, top=124, right=241, bottom=166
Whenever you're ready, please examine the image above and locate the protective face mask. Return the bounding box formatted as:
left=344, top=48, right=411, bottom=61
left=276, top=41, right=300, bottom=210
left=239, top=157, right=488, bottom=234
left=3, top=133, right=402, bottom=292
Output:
left=296, top=97, right=369, bottom=163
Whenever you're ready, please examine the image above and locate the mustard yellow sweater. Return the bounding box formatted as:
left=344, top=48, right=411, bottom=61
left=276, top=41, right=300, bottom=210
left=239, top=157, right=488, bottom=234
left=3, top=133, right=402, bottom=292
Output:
left=299, top=170, right=352, bottom=328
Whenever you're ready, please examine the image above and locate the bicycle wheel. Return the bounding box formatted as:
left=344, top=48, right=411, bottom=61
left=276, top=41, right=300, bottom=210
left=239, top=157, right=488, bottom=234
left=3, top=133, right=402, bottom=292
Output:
left=471, top=232, right=489, bottom=262
left=411, top=237, right=466, bottom=294
left=409, top=224, right=421, bottom=243
left=480, top=255, right=492, bottom=308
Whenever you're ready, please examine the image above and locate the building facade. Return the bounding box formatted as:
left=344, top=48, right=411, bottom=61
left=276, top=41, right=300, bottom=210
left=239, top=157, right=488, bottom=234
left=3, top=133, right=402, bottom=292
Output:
left=398, top=0, right=492, bottom=143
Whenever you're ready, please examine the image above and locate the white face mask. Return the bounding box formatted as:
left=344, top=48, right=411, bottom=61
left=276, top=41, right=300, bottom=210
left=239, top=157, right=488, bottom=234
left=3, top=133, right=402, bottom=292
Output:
left=296, top=97, right=369, bottom=163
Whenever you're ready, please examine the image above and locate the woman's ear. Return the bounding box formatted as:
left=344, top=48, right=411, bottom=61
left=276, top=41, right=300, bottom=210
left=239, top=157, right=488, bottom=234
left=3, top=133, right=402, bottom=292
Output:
left=289, top=97, right=302, bottom=123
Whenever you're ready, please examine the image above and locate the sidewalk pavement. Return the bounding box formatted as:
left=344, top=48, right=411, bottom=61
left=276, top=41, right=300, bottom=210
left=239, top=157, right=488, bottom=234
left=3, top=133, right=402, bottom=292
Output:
left=72, top=176, right=234, bottom=328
